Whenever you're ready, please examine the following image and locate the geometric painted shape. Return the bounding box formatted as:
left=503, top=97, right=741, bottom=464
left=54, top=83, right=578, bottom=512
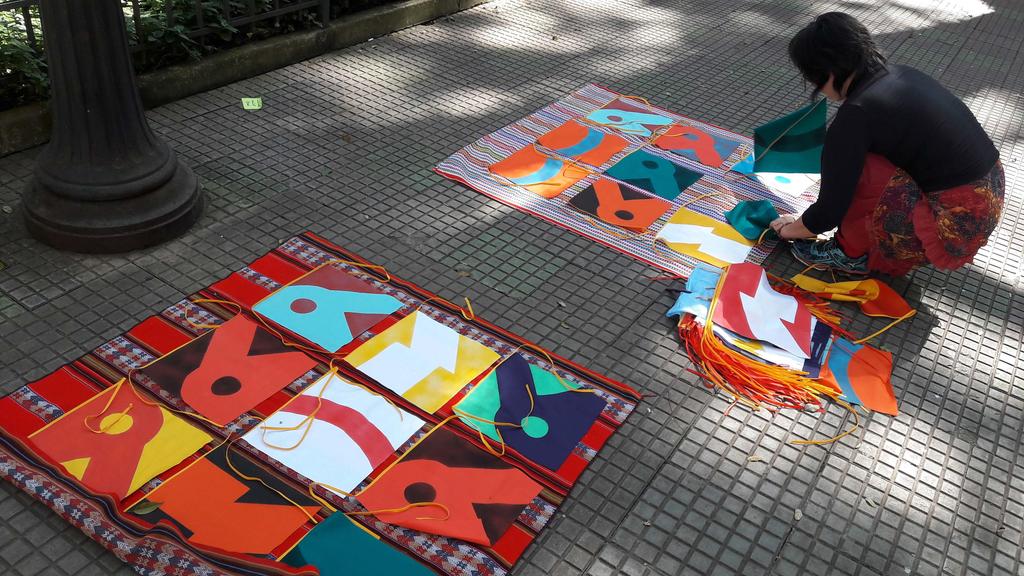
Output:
left=656, top=206, right=755, bottom=268
left=243, top=372, right=425, bottom=496
left=723, top=200, right=781, bottom=241
left=345, top=311, right=500, bottom=414
left=665, top=266, right=723, bottom=322
left=489, top=145, right=590, bottom=198
left=654, top=124, right=743, bottom=168
left=753, top=172, right=819, bottom=197
left=585, top=98, right=674, bottom=137
left=729, top=152, right=755, bottom=175
left=536, top=120, right=628, bottom=167
left=604, top=149, right=703, bottom=201
left=282, top=513, right=434, bottom=575
left=254, top=265, right=404, bottom=353
left=356, top=427, right=542, bottom=546
left=455, top=353, right=606, bottom=471
left=568, top=177, right=673, bottom=233
left=137, top=315, right=319, bottom=426
left=711, top=263, right=817, bottom=358
left=820, top=337, right=897, bottom=415
left=131, top=444, right=321, bottom=555
left=753, top=99, right=827, bottom=174
left=28, top=382, right=212, bottom=501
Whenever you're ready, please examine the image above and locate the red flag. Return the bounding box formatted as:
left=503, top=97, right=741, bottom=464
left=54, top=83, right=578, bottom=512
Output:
left=712, top=263, right=816, bottom=358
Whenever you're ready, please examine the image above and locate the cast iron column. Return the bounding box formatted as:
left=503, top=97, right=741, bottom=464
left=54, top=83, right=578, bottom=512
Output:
left=23, top=0, right=202, bottom=252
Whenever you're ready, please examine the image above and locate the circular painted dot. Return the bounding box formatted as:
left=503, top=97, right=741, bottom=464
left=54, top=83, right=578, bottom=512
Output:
left=775, top=175, right=792, bottom=184
left=211, top=376, right=242, bottom=396
left=99, top=414, right=134, bottom=435
left=642, top=160, right=659, bottom=169
left=520, top=416, right=550, bottom=439
left=614, top=210, right=635, bottom=221
left=607, top=115, right=622, bottom=122
left=290, top=298, right=317, bottom=314
left=404, top=482, right=437, bottom=503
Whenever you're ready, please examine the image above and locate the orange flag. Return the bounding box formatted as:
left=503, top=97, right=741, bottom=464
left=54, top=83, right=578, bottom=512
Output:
left=790, top=275, right=915, bottom=320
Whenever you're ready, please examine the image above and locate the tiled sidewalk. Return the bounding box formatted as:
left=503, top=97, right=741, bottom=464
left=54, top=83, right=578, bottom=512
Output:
left=1, top=0, right=1023, bottom=574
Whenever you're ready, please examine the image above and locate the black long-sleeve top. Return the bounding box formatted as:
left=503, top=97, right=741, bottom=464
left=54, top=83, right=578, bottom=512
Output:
left=801, top=65, right=999, bottom=233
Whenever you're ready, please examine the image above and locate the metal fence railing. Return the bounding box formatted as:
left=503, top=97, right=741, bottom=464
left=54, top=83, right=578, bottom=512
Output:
left=1, top=0, right=334, bottom=57
left=1, top=0, right=380, bottom=109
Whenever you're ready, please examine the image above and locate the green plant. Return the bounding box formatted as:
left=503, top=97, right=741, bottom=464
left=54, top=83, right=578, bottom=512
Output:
left=0, top=12, right=49, bottom=110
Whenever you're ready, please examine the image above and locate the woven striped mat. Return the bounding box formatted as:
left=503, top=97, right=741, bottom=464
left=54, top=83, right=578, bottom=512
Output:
left=0, top=233, right=640, bottom=576
left=436, top=83, right=819, bottom=278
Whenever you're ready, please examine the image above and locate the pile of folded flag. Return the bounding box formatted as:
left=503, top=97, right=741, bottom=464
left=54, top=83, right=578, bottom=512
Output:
left=667, top=262, right=911, bottom=443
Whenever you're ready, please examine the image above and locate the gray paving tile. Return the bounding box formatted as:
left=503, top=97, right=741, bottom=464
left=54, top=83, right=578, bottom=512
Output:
left=1, top=0, right=1023, bottom=574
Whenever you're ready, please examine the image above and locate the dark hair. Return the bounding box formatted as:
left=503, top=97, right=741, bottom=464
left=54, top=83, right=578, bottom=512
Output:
left=788, top=12, right=886, bottom=97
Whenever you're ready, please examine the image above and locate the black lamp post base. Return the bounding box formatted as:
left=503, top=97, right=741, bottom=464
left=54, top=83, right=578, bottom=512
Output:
left=23, top=162, right=203, bottom=254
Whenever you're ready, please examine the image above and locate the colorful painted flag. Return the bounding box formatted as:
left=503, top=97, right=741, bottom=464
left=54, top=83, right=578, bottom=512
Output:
left=28, top=382, right=212, bottom=501
left=536, top=120, right=628, bottom=167
left=713, top=320, right=832, bottom=378
left=455, top=353, right=606, bottom=471
left=819, top=337, right=897, bottom=415
left=357, top=427, right=542, bottom=546
left=729, top=152, right=755, bottom=175
left=568, top=177, right=672, bottom=233
left=131, top=444, right=321, bottom=555
left=753, top=172, right=819, bottom=196
left=790, top=275, right=915, bottom=320
left=488, top=145, right=590, bottom=198
left=282, top=513, right=434, bottom=575
left=665, top=266, right=723, bottom=321
left=137, top=315, right=319, bottom=426
left=655, top=206, right=754, bottom=268
left=584, top=98, right=674, bottom=137
left=654, top=124, right=743, bottom=168
left=345, top=311, right=500, bottom=413
left=724, top=200, right=780, bottom=241
left=253, top=264, right=403, bottom=353
left=753, top=100, right=827, bottom=174
left=603, top=149, right=702, bottom=201
left=711, top=263, right=817, bottom=358
left=243, top=371, right=425, bottom=496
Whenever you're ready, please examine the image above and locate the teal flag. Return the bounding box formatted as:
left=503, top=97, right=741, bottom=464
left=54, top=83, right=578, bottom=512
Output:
left=724, top=200, right=780, bottom=241
left=282, top=513, right=434, bottom=575
left=753, top=100, right=827, bottom=174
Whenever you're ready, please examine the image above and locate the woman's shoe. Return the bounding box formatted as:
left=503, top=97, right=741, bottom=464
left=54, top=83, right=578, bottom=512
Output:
left=790, top=238, right=869, bottom=275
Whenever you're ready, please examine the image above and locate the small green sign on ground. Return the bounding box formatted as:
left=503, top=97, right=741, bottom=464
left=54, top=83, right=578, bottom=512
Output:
left=241, top=97, right=263, bottom=110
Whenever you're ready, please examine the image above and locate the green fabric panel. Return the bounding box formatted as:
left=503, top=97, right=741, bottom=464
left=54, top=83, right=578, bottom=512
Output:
left=282, top=513, right=434, bottom=576
left=724, top=200, right=781, bottom=241
left=529, top=364, right=582, bottom=396
left=455, top=371, right=501, bottom=440
left=753, top=100, right=827, bottom=174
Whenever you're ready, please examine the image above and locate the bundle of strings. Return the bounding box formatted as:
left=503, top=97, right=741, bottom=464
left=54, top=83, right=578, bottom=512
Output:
left=673, top=268, right=860, bottom=444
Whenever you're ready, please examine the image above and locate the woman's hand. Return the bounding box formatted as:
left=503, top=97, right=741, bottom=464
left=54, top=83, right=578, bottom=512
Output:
left=770, top=215, right=797, bottom=234
left=770, top=215, right=817, bottom=240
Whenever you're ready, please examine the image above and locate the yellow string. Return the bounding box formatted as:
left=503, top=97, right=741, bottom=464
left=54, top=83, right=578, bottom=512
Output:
left=184, top=298, right=242, bottom=330
left=415, top=295, right=476, bottom=321
left=790, top=399, right=861, bottom=446
left=257, top=368, right=405, bottom=451
left=304, top=415, right=465, bottom=520
left=852, top=310, right=916, bottom=345
left=83, top=372, right=226, bottom=432
left=318, top=258, right=393, bottom=283
left=345, top=502, right=451, bottom=522
left=222, top=437, right=320, bottom=525
left=752, top=99, right=825, bottom=163
left=679, top=191, right=722, bottom=209
left=82, top=378, right=130, bottom=434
